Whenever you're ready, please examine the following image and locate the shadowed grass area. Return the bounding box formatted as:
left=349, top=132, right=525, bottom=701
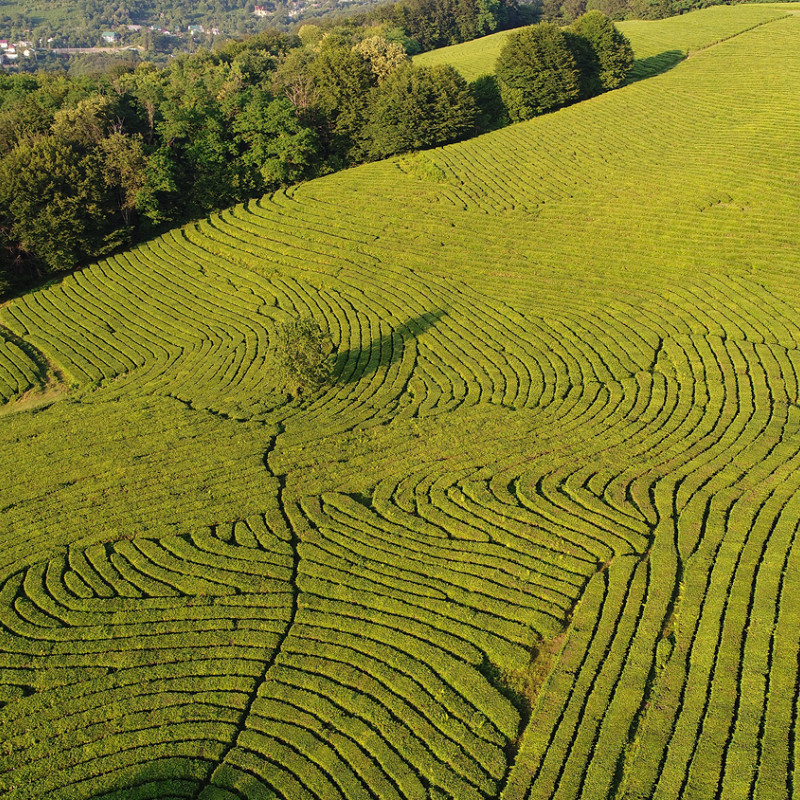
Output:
left=626, top=49, right=686, bottom=82
left=333, top=309, right=447, bottom=383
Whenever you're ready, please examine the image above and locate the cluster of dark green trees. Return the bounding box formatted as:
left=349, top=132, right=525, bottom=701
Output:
left=0, top=11, right=632, bottom=299
left=496, top=10, right=633, bottom=120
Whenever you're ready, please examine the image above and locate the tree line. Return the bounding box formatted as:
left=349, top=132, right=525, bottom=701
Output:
left=0, top=12, right=632, bottom=299
left=315, top=0, right=526, bottom=53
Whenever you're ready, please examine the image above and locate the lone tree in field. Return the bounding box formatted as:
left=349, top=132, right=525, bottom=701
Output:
left=275, top=316, right=333, bottom=396
left=569, top=11, right=634, bottom=95
left=495, top=23, right=581, bottom=121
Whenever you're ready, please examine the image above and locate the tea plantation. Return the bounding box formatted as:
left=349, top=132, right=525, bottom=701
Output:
left=2, top=5, right=800, bottom=799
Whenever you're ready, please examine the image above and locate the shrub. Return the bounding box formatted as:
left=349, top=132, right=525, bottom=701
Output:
left=274, top=316, right=333, bottom=396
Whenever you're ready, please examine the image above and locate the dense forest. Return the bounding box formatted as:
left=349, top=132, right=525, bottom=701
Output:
left=0, top=4, right=633, bottom=299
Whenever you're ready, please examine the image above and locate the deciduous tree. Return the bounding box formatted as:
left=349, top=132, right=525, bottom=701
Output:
left=0, top=137, right=115, bottom=269
left=570, top=10, right=634, bottom=91
left=232, top=90, right=318, bottom=192
left=353, top=35, right=410, bottom=83
left=362, top=63, right=477, bottom=159
left=495, top=23, right=581, bottom=121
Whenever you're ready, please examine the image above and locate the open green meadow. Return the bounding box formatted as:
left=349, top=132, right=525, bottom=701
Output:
left=2, top=5, right=800, bottom=798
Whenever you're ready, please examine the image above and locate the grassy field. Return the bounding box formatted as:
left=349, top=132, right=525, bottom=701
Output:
left=2, top=5, right=800, bottom=798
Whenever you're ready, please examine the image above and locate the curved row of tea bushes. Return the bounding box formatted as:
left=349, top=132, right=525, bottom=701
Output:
left=0, top=517, right=294, bottom=799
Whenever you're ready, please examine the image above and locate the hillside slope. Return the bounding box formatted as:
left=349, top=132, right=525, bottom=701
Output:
left=2, top=8, right=800, bottom=799
left=413, top=3, right=795, bottom=80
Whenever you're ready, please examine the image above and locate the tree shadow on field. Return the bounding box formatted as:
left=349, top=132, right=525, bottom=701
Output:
left=333, top=309, right=446, bottom=384
left=85, top=757, right=273, bottom=799
left=626, top=50, right=686, bottom=84
left=86, top=757, right=218, bottom=799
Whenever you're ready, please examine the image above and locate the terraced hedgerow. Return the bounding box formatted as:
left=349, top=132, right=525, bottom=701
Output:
left=2, top=5, right=800, bottom=799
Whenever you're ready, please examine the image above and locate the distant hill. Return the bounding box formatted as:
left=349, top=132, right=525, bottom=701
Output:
left=2, top=5, right=800, bottom=799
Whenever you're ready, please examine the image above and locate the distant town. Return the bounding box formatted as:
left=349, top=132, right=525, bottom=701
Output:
left=0, top=39, right=36, bottom=64
left=0, top=0, right=381, bottom=69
